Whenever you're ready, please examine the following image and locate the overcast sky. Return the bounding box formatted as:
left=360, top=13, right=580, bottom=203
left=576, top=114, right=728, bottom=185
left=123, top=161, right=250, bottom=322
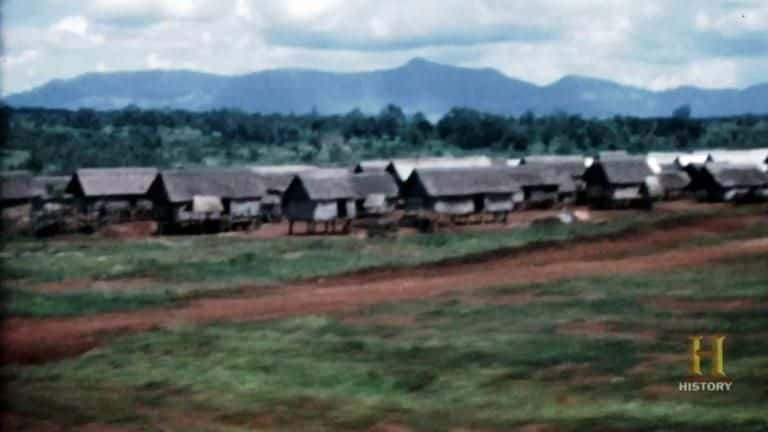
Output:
left=2, top=0, right=767, bottom=95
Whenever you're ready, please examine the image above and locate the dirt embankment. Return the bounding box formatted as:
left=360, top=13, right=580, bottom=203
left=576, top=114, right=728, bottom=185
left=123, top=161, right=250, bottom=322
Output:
left=3, top=214, right=767, bottom=364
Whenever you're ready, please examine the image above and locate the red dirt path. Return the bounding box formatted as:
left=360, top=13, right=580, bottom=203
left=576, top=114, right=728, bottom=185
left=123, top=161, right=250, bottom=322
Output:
left=3, top=214, right=767, bottom=364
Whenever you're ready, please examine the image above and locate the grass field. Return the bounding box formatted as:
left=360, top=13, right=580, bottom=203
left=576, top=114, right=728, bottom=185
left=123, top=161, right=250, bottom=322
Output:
left=2, top=204, right=767, bottom=431
left=1, top=211, right=705, bottom=317
left=5, top=255, right=767, bottom=431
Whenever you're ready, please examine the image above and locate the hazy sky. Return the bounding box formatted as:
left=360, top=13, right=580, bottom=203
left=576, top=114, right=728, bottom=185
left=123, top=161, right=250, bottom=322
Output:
left=2, top=0, right=767, bottom=94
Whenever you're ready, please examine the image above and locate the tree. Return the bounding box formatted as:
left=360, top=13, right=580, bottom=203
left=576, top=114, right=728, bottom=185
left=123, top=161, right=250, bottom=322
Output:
left=673, top=104, right=692, bottom=120
left=377, top=104, right=406, bottom=139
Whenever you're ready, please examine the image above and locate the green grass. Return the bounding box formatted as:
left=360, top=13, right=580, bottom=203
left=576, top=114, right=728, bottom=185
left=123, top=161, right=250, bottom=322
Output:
left=3, top=207, right=756, bottom=318
left=3, top=289, right=177, bottom=317
left=5, top=255, right=768, bottom=431
left=1, top=210, right=723, bottom=318
left=1, top=209, right=718, bottom=286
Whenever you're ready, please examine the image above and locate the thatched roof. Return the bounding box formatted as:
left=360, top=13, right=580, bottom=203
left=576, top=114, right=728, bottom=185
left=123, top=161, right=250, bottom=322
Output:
left=249, top=164, right=318, bottom=175
left=406, top=167, right=520, bottom=197
left=507, top=165, right=559, bottom=187
left=705, top=163, right=768, bottom=188
left=354, top=160, right=390, bottom=173
left=351, top=172, right=398, bottom=198
left=597, top=150, right=630, bottom=160
left=522, top=155, right=585, bottom=165
left=153, top=169, right=266, bottom=203
left=287, top=172, right=357, bottom=201
left=387, top=156, right=493, bottom=182
left=250, top=166, right=343, bottom=194
left=1, top=172, right=44, bottom=201
left=647, top=152, right=686, bottom=173
left=66, top=167, right=158, bottom=197
left=521, top=156, right=586, bottom=180
left=657, top=170, right=690, bottom=190
left=593, top=157, right=653, bottom=184
left=34, top=176, right=70, bottom=197
left=678, top=152, right=713, bottom=167
left=707, top=149, right=768, bottom=170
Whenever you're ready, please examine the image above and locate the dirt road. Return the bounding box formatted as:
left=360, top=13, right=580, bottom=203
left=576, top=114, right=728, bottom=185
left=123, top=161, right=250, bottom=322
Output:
left=3, top=214, right=767, bottom=364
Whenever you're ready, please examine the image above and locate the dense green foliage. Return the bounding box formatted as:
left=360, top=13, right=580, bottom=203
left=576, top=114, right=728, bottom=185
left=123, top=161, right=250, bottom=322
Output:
left=4, top=105, right=768, bottom=173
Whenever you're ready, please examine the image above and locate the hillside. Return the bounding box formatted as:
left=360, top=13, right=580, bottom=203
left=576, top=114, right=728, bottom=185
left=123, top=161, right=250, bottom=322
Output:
left=6, top=58, right=768, bottom=117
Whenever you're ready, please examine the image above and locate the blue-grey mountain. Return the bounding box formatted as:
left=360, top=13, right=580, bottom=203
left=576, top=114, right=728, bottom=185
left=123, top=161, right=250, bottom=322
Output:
left=5, top=58, right=767, bottom=117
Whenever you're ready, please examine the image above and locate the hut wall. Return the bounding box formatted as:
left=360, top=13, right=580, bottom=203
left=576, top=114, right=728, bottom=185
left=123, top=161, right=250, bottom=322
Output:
left=723, top=188, right=751, bottom=202
left=230, top=199, right=261, bottom=219
left=360, top=194, right=394, bottom=215
left=405, top=196, right=424, bottom=211
left=176, top=204, right=222, bottom=222
left=342, top=199, right=357, bottom=219
left=285, top=200, right=338, bottom=221
left=612, top=185, right=643, bottom=200
left=431, top=197, right=474, bottom=215
left=525, top=188, right=558, bottom=204
left=484, top=193, right=514, bottom=212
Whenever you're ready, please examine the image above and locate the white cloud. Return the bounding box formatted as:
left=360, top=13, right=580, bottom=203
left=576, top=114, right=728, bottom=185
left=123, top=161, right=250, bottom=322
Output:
left=87, top=0, right=226, bottom=24
left=145, top=53, right=173, bottom=69
left=52, top=16, right=90, bottom=36
left=234, top=0, right=253, bottom=21
left=2, top=0, right=768, bottom=95
left=50, top=15, right=105, bottom=44
left=2, top=49, right=41, bottom=67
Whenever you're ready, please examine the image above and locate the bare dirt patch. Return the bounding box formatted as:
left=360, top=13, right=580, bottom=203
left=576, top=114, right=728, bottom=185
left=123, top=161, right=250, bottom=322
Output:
left=31, top=277, right=159, bottom=293
left=368, top=422, right=414, bottom=432
left=641, top=384, right=680, bottom=401
left=98, top=221, right=157, bottom=239
left=4, top=215, right=768, bottom=365
left=0, top=412, right=141, bottom=432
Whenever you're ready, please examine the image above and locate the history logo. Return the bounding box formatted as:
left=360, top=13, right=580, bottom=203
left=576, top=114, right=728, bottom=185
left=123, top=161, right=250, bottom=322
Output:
left=678, top=335, right=733, bottom=392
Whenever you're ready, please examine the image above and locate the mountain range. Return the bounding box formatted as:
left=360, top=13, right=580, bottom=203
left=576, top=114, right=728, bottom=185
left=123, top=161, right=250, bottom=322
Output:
left=5, top=58, right=768, bottom=118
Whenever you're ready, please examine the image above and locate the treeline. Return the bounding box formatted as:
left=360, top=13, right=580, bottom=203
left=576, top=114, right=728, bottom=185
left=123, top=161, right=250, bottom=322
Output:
left=3, top=104, right=768, bottom=174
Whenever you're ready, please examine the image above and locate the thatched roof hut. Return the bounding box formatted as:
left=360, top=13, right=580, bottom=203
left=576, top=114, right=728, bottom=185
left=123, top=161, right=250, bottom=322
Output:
left=583, top=157, right=653, bottom=207
left=707, top=149, right=768, bottom=171
left=66, top=167, right=158, bottom=199
left=688, top=163, right=768, bottom=202
left=350, top=172, right=399, bottom=215
left=34, top=176, right=70, bottom=199
left=585, top=157, right=653, bottom=185
left=403, top=167, right=521, bottom=215
left=150, top=169, right=266, bottom=204
left=282, top=171, right=358, bottom=224
left=1, top=172, right=44, bottom=207
left=249, top=165, right=319, bottom=194
left=656, top=170, right=691, bottom=199
left=387, top=156, right=493, bottom=184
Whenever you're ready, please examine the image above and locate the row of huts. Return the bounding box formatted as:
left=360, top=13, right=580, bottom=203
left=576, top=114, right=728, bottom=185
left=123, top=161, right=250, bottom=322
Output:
left=2, top=148, right=767, bottom=236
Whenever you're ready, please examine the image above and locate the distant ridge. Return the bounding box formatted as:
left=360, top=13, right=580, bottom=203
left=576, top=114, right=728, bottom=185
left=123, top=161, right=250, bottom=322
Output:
left=5, top=58, right=768, bottom=118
